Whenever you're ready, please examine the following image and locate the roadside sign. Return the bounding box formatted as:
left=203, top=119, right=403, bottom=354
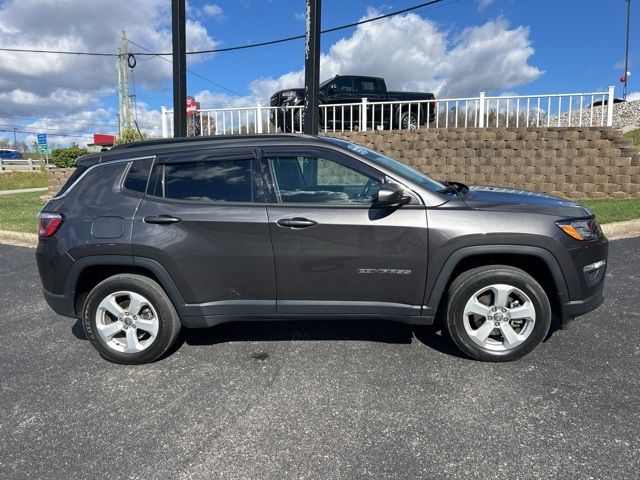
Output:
left=37, top=133, right=48, bottom=154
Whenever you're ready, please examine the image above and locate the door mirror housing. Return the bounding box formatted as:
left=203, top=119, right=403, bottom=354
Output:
left=375, top=183, right=410, bottom=207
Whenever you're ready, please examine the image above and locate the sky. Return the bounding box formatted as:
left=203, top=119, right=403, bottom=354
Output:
left=0, top=0, right=637, bottom=147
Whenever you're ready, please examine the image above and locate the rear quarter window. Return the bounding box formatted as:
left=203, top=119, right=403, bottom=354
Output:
left=123, top=158, right=154, bottom=193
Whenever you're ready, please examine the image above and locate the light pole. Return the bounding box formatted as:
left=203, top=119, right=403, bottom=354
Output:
left=303, top=0, right=321, bottom=135
left=172, top=0, right=187, bottom=137
left=623, top=0, right=631, bottom=100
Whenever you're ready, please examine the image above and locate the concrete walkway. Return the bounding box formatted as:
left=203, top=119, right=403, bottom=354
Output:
left=0, top=187, right=47, bottom=196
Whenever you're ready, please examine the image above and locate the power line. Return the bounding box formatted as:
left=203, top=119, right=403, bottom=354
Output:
left=126, top=39, right=253, bottom=100
left=0, top=0, right=449, bottom=58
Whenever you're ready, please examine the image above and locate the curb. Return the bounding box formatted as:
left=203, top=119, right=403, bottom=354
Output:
left=601, top=219, right=640, bottom=240
left=0, top=230, right=38, bottom=248
left=0, top=219, right=639, bottom=250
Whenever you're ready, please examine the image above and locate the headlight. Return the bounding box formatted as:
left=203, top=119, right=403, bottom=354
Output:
left=556, top=218, right=602, bottom=241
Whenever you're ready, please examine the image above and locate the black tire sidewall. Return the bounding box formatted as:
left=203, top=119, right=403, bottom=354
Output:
left=446, top=268, right=551, bottom=362
left=83, top=275, right=180, bottom=364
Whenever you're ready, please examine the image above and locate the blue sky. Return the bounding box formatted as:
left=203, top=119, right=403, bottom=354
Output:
left=0, top=0, right=637, bottom=145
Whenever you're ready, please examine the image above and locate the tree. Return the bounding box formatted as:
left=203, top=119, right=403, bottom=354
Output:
left=115, top=127, right=147, bottom=146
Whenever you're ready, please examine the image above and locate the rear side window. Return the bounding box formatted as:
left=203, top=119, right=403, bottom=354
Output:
left=55, top=164, right=89, bottom=197
left=153, top=159, right=254, bottom=202
left=123, top=158, right=154, bottom=193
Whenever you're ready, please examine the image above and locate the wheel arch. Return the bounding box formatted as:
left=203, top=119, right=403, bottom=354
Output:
left=68, top=255, right=186, bottom=317
left=426, top=245, right=569, bottom=318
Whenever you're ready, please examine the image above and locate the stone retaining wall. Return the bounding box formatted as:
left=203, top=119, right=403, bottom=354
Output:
left=47, top=127, right=640, bottom=199
left=334, top=127, right=640, bottom=199
left=48, top=168, right=76, bottom=197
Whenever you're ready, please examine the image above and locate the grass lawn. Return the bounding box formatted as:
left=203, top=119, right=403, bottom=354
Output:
left=624, top=129, right=640, bottom=147
left=0, top=191, right=45, bottom=233
left=0, top=171, right=48, bottom=191
left=580, top=198, right=640, bottom=224
left=0, top=192, right=638, bottom=235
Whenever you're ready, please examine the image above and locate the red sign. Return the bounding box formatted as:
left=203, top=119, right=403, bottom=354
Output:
left=186, top=96, right=199, bottom=115
left=93, top=133, right=116, bottom=146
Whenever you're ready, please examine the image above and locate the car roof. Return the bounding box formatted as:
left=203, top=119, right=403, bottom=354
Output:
left=81, top=134, right=336, bottom=164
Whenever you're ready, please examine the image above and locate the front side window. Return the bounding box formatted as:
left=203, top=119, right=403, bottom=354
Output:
left=267, top=156, right=381, bottom=205
left=333, top=77, right=354, bottom=93
left=151, top=159, right=254, bottom=202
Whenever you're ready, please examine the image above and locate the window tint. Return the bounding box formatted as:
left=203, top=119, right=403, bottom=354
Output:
left=55, top=164, right=89, bottom=197
left=267, top=156, right=380, bottom=205
left=333, top=77, right=354, bottom=93
left=124, top=158, right=153, bottom=193
left=162, top=160, right=253, bottom=202
left=358, top=79, right=378, bottom=92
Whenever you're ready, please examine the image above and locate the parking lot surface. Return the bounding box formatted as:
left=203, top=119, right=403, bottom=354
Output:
left=0, top=239, right=638, bottom=480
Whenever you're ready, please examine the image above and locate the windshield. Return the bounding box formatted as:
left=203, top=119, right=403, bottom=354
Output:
left=324, top=137, right=446, bottom=193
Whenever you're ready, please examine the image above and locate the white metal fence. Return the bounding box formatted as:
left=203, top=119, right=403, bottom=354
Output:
left=0, top=158, right=48, bottom=171
left=160, top=87, right=616, bottom=137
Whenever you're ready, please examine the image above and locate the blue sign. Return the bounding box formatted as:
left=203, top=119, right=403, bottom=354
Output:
left=37, top=133, right=48, bottom=154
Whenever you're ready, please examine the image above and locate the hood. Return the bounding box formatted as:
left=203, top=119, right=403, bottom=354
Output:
left=463, top=186, right=593, bottom=218
left=272, top=88, right=305, bottom=98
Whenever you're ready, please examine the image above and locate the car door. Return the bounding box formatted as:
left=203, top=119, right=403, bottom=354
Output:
left=131, top=148, right=276, bottom=316
left=321, top=77, right=357, bottom=130
left=260, top=146, right=429, bottom=316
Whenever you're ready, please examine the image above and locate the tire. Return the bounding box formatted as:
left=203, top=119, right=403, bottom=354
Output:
left=82, top=274, right=182, bottom=365
left=445, top=265, right=551, bottom=362
left=399, top=111, right=418, bottom=129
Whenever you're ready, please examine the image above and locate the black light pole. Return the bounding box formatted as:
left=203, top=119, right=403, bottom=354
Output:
left=304, top=0, right=321, bottom=135
left=172, top=0, right=187, bottom=137
left=623, top=0, right=632, bottom=100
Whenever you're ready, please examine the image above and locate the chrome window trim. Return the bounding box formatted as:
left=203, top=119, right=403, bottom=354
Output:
left=52, top=155, right=156, bottom=200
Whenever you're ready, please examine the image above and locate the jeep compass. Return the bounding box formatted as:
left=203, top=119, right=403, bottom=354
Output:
left=35, top=134, right=608, bottom=364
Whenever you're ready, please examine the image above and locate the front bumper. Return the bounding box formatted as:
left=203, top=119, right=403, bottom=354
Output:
left=558, top=287, right=605, bottom=327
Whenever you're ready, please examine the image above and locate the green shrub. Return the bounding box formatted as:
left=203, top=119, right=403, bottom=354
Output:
left=51, top=145, right=88, bottom=168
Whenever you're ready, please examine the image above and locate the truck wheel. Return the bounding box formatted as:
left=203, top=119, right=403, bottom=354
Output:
left=400, top=111, right=418, bottom=129
left=82, top=274, right=182, bottom=365
left=445, top=265, right=551, bottom=362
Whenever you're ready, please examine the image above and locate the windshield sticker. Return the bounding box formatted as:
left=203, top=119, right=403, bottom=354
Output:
left=347, top=143, right=370, bottom=156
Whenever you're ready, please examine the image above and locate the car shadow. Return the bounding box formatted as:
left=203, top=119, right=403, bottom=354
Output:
left=72, top=317, right=466, bottom=360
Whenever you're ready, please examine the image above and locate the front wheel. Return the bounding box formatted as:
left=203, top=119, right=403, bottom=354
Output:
left=445, top=265, right=551, bottom=362
left=82, top=274, right=182, bottom=364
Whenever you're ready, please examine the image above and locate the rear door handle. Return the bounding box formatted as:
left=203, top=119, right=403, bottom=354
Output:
left=276, top=217, right=318, bottom=229
left=144, top=215, right=181, bottom=225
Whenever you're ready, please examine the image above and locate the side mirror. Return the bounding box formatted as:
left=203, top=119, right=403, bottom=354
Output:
left=376, top=183, right=410, bottom=207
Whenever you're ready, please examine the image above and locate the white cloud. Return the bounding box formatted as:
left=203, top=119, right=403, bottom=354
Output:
left=202, top=4, right=225, bottom=21
left=478, top=0, right=496, bottom=11
left=247, top=12, right=542, bottom=103
left=627, top=92, right=640, bottom=102
left=294, top=12, right=306, bottom=21
left=0, top=0, right=218, bottom=113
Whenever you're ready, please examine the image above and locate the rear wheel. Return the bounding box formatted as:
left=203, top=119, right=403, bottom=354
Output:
left=82, top=274, right=182, bottom=364
left=445, top=265, right=551, bottom=362
left=399, top=111, right=418, bottom=129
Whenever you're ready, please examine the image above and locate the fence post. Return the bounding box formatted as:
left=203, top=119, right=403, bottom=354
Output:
left=0, top=159, right=3, bottom=171
left=161, top=106, right=169, bottom=138
left=478, top=92, right=485, bottom=128
left=361, top=98, right=368, bottom=132
left=28, top=158, right=33, bottom=171
left=256, top=102, right=263, bottom=134
left=606, top=86, right=615, bottom=127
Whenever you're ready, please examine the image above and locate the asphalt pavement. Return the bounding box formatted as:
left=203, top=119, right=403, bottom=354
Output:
left=0, top=239, right=638, bottom=480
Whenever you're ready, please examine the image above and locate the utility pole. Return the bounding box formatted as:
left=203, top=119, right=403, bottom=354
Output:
left=303, top=0, right=321, bottom=135
left=116, top=30, right=132, bottom=137
left=623, top=0, right=632, bottom=101
left=172, top=0, right=187, bottom=137
left=13, top=127, right=17, bottom=149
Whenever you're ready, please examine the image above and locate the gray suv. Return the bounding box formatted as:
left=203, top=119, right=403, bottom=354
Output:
left=36, top=135, right=608, bottom=364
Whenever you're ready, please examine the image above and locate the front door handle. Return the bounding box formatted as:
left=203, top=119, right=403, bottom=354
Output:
left=144, top=215, right=181, bottom=225
left=277, top=217, right=318, bottom=229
